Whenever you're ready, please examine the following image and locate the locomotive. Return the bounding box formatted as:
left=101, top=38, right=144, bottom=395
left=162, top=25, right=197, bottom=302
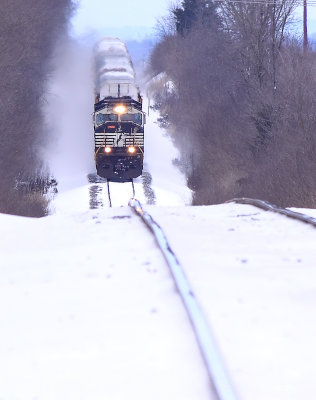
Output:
left=93, top=37, right=145, bottom=182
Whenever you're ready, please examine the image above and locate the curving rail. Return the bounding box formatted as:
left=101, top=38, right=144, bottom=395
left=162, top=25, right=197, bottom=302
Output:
left=227, top=198, right=316, bottom=228
left=104, top=184, right=316, bottom=399
left=129, top=197, right=240, bottom=400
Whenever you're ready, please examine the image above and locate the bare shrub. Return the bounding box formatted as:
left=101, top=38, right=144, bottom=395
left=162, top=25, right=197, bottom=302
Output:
left=149, top=26, right=255, bottom=203
left=0, top=0, right=74, bottom=216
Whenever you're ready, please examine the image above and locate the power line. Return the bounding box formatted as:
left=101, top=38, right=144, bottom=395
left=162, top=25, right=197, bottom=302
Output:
left=213, top=0, right=316, bottom=5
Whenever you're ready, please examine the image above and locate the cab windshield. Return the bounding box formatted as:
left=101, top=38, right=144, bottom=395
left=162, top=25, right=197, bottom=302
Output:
left=96, top=113, right=118, bottom=126
left=120, top=113, right=142, bottom=125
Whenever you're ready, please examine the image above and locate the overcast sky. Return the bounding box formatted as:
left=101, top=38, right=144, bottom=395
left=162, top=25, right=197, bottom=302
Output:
left=71, top=0, right=173, bottom=39
left=71, top=0, right=316, bottom=40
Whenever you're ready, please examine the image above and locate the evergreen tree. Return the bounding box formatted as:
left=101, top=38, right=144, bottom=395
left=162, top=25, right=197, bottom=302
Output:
left=173, top=0, right=219, bottom=35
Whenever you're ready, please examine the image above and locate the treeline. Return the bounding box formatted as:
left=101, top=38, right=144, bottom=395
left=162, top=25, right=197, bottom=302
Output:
left=0, top=0, right=73, bottom=216
left=149, top=0, right=316, bottom=207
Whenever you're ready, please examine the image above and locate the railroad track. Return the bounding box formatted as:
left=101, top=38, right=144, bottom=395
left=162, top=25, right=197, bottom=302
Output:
left=106, top=179, right=135, bottom=208
left=228, top=197, right=316, bottom=228
left=105, top=183, right=316, bottom=400
left=106, top=178, right=239, bottom=400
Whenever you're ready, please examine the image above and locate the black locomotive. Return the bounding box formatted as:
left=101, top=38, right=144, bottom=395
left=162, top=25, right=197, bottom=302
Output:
left=94, top=94, right=145, bottom=182
left=93, top=38, right=145, bottom=182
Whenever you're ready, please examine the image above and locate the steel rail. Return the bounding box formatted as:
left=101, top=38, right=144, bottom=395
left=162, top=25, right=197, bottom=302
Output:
left=106, top=179, right=135, bottom=208
left=129, top=198, right=240, bottom=400
left=106, top=180, right=112, bottom=207
left=228, top=198, right=316, bottom=227
left=131, top=179, right=135, bottom=198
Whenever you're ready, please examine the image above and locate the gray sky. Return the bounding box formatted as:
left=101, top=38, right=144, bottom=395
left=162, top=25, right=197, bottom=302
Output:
left=71, top=0, right=173, bottom=38
left=71, top=0, right=316, bottom=40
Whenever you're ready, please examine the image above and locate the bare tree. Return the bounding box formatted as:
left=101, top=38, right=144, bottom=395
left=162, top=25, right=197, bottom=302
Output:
left=155, top=2, right=179, bottom=38
left=0, top=0, right=74, bottom=216
left=220, top=0, right=297, bottom=89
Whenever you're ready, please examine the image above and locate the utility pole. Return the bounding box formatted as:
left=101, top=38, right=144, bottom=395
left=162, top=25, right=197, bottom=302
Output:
left=303, top=0, right=308, bottom=50
left=270, top=0, right=277, bottom=91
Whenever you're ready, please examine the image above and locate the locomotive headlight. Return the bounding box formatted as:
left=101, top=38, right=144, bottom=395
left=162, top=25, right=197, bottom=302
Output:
left=104, top=147, right=112, bottom=153
left=114, top=104, right=127, bottom=114
left=128, top=146, right=136, bottom=154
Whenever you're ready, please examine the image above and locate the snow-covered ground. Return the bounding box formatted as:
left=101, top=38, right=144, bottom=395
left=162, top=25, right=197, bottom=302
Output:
left=2, top=199, right=316, bottom=400
left=0, top=206, right=210, bottom=400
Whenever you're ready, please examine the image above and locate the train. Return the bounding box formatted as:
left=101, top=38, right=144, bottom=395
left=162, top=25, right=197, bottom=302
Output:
left=93, top=37, right=145, bottom=182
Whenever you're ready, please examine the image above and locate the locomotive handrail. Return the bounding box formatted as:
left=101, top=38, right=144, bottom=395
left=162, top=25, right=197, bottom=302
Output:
left=129, top=197, right=240, bottom=400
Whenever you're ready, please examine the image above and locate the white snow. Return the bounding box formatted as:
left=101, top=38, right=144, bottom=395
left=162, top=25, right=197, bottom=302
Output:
left=0, top=207, right=212, bottom=400
left=2, top=200, right=316, bottom=399
left=43, top=38, right=95, bottom=191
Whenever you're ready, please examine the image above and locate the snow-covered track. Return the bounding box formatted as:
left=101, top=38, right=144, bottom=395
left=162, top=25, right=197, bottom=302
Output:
left=106, top=179, right=135, bottom=208
left=228, top=198, right=316, bottom=228
left=129, top=198, right=239, bottom=400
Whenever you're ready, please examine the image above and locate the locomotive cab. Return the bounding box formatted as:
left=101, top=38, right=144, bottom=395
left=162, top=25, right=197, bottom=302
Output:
left=94, top=96, right=145, bottom=181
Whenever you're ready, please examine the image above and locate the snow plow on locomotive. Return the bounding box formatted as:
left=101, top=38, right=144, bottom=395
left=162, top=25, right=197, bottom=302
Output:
left=93, top=37, right=145, bottom=182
